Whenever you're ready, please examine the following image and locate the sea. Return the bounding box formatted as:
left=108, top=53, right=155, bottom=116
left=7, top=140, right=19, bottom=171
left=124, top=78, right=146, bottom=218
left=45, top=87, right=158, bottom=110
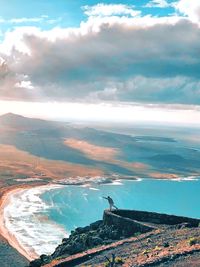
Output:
left=3, top=177, right=200, bottom=256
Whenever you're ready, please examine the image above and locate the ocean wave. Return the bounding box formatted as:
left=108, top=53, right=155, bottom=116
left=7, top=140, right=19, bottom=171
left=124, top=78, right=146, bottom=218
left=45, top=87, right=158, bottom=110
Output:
left=135, top=178, right=143, bottom=182
left=89, top=187, right=100, bottom=191
left=111, top=180, right=123, bottom=185
left=4, top=185, right=68, bottom=256
left=167, top=176, right=199, bottom=182
left=182, top=176, right=199, bottom=181
left=4, top=175, right=198, bottom=258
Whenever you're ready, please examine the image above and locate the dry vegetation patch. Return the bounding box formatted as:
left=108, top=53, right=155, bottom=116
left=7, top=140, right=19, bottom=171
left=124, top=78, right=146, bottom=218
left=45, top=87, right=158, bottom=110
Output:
left=0, top=144, right=103, bottom=183
left=64, top=138, right=119, bottom=161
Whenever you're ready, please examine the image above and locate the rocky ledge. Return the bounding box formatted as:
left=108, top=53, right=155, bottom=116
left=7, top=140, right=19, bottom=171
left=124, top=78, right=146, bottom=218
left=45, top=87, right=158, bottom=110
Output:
left=30, top=218, right=135, bottom=267
left=29, top=209, right=200, bottom=267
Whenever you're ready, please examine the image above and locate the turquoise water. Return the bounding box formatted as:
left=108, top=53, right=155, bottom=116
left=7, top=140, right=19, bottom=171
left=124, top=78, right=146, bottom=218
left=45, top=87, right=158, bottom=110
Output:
left=42, top=178, right=200, bottom=234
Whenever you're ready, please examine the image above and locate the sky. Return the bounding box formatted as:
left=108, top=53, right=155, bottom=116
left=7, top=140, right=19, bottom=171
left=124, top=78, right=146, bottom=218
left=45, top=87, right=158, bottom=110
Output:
left=0, top=0, right=200, bottom=125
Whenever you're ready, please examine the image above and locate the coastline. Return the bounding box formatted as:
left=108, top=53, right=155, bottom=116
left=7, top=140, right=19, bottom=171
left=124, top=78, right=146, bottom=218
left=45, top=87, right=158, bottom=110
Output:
left=0, top=183, right=48, bottom=261
left=0, top=177, right=118, bottom=262
left=0, top=175, right=199, bottom=263
left=0, top=177, right=125, bottom=262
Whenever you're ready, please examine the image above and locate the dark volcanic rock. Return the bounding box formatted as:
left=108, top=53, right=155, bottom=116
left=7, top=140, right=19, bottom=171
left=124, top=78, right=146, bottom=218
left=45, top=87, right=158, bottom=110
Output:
left=29, top=259, right=42, bottom=267
left=30, top=216, right=136, bottom=266
left=50, top=222, right=123, bottom=260
left=30, top=255, right=51, bottom=267
left=90, top=220, right=102, bottom=230
left=29, top=210, right=200, bottom=267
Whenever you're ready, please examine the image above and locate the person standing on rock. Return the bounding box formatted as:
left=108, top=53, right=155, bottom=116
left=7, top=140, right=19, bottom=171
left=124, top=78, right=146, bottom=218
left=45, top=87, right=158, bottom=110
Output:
left=103, top=196, right=118, bottom=211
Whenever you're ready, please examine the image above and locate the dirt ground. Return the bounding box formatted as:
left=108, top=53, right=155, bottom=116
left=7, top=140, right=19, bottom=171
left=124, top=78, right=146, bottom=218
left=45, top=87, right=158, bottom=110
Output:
left=75, top=227, right=200, bottom=267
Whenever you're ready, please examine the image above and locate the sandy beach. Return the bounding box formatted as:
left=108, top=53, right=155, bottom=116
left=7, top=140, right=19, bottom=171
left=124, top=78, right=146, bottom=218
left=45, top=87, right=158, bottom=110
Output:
left=0, top=184, right=45, bottom=261
left=0, top=176, right=199, bottom=265
left=0, top=176, right=110, bottom=262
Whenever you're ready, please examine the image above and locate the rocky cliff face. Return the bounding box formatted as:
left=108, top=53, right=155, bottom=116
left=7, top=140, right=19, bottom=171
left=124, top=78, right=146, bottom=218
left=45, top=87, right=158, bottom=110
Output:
left=29, top=218, right=137, bottom=266
left=29, top=210, right=151, bottom=267
left=29, top=209, right=200, bottom=267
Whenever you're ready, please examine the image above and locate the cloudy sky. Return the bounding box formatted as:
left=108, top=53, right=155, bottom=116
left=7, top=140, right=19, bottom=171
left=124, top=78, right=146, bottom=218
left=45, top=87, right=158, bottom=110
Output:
left=0, top=0, right=200, bottom=124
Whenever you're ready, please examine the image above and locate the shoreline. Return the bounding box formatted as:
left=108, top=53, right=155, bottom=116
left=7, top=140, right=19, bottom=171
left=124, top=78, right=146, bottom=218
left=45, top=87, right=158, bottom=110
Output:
left=0, top=177, right=127, bottom=262
left=0, top=175, right=199, bottom=262
left=0, top=178, right=120, bottom=262
left=0, top=183, right=48, bottom=261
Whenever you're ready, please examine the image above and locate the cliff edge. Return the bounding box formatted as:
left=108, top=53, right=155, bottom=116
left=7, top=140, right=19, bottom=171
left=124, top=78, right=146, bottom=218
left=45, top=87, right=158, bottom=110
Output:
left=29, top=209, right=200, bottom=267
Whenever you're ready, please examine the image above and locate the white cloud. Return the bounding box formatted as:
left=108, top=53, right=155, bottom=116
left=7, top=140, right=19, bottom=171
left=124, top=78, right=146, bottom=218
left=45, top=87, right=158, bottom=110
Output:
left=0, top=27, right=41, bottom=55
left=0, top=15, right=61, bottom=26
left=0, top=17, right=200, bottom=104
left=15, top=80, right=34, bottom=90
left=0, top=18, right=6, bottom=23
left=0, top=100, right=200, bottom=125
left=9, top=17, right=44, bottom=24
left=0, top=17, right=44, bottom=24
left=0, top=1, right=200, bottom=106
left=145, top=0, right=171, bottom=8
left=86, top=76, right=200, bottom=105
left=83, top=4, right=141, bottom=18
left=175, top=0, right=200, bottom=22
left=0, top=57, right=5, bottom=66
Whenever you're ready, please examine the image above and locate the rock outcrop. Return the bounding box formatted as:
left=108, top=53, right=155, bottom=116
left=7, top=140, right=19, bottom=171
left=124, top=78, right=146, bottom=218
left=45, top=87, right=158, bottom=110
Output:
left=29, top=209, right=200, bottom=267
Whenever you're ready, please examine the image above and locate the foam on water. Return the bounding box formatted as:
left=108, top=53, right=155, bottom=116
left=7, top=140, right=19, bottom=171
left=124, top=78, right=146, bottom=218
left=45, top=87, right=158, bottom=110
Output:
left=4, top=185, right=68, bottom=256
left=103, top=179, right=123, bottom=185
left=89, top=187, right=99, bottom=191
left=4, top=177, right=200, bottom=258
left=168, top=176, right=199, bottom=182
left=182, top=176, right=199, bottom=181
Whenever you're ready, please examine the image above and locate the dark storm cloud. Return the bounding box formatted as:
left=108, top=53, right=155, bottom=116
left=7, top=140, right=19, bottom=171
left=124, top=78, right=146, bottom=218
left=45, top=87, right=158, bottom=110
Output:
left=0, top=16, right=200, bottom=104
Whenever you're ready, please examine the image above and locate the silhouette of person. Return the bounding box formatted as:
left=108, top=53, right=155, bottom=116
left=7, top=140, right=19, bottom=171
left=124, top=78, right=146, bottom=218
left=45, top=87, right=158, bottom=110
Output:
left=103, top=196, right=118, bottom=211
